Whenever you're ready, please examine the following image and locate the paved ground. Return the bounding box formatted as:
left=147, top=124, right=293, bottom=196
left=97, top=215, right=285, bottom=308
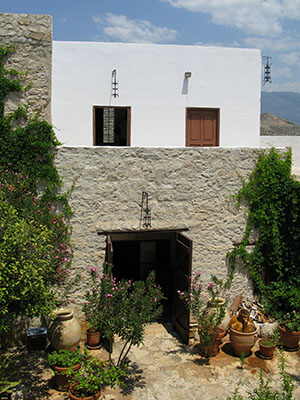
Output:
left=8, top=323, right=300, bottom=399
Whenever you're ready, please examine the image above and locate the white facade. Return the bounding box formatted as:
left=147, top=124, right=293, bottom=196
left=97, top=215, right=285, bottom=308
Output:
left=52, top=41, right=261, bottom=147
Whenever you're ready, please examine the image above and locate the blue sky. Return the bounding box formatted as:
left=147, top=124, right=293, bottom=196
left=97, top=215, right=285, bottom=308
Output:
left=2, top=0, right=300, bottom=93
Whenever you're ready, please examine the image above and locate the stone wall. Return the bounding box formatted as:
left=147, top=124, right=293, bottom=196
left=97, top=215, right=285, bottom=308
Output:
left=0, top=13, right=52, bottom=121
left=55, top=147, right=263, bottom=304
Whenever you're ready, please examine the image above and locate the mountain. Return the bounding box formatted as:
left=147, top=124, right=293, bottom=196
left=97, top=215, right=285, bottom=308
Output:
left=260, top=112, right=300, bottom=136
left=261, top=92, right=300, bottom=126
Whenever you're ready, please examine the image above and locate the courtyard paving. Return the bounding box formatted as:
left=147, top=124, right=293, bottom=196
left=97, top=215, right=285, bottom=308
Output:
left=8, top=322, right=300, bottom=399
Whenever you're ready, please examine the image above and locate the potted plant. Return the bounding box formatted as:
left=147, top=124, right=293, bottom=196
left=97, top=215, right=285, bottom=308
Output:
left=47, top=347, right=84, bottom=391
left=66, top=349, right=126, bottom=400
left=228, top=308, right=258, bottom=356
left=259, top=329, right=278, bottom=359
left=178, top=273, right=228, bottom=357
left=278, top=311, right=300, bottom=350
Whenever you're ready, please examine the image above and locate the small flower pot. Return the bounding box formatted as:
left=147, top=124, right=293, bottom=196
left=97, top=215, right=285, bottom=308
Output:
left=278, top=324, right=300, bottom=350
left=258, top=339, right=276, bottom=359
left=229, top=327, right=258, bottom=356
left=53, top=363, right=81, bottom=391
left=86, top=329, right=101, bottom=349
left=69, top=383, right=101, bottom=400
left=199, top=327, right=226, bottom=357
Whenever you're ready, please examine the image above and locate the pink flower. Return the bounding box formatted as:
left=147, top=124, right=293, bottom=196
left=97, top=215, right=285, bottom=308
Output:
left=90, top=266, right=96, bottom=272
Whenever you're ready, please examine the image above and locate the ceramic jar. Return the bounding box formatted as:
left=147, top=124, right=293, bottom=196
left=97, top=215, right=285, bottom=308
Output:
left=48, top=308, right=82, bottom=350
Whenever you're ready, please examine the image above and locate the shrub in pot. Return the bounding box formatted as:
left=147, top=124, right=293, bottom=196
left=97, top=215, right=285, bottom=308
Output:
left=278, top=311, right=300, bottom=350
left=47, top=347, right=84, bottom=391
left=258, top=329, right=278, bottom=359
left=178, top=273, right=228, bottom=357
left=65, top=349, right=126, bottom=399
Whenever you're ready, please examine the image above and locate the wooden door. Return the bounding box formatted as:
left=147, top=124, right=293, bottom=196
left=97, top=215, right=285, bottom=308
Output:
left=106, top=235, right=114, bottom=264
left=186, top=108, right=219, bottom=147
left=173, top=232, right=192, bottom=344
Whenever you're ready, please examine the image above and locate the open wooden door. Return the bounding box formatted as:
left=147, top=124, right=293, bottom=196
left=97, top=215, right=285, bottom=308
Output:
left=106, top=235, right=113, bottom=264
left=173, top=232, right=192, bottom=344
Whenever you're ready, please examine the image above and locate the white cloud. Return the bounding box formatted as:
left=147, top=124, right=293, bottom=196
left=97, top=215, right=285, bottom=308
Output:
left=93, top=13, right=178, bottom=43
left=279, top=52, right=300, bottom=65
left=244, top=36, right=300, bottom=52
left=263, top=81, right=300, bottom=92
left=272, top=66, right=293, bottom=78
left=161, top=0, right=300, bottom=37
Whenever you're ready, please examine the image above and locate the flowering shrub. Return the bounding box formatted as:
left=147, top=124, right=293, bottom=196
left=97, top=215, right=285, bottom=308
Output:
left=47, top=347, right=84, bottom=368
left=83, top=263, right=163, bottom=365
left=178, top=273, right=227, bottom=351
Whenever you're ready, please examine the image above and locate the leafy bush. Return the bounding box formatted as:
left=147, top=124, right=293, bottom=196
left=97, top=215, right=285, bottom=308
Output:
left=227, top=148, right=300, bottom=319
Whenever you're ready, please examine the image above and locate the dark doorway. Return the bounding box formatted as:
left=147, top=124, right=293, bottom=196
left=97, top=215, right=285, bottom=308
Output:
left=93, top=106, right=130, bottom=146
left=102, top=230, right=192, bottom=344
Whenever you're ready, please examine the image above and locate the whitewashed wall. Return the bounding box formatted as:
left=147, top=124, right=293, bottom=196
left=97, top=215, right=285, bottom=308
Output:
left=52, top=42, right=261, bottom=147
left=260, top=137, right=300, bottom=172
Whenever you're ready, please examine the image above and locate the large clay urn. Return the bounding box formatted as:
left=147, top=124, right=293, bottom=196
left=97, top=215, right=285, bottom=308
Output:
left=48, top=308, right=81, bottom=350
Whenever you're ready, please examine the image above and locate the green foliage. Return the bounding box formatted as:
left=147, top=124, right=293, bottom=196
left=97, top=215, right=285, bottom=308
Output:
left=0, top=354, right=20, bottom=394
left=0, top=45, right=73, bottom=334
left=227, top=148, right=300, bottom=319
left=227, top=352, right=295, bottom=400
left=47, top=346, right=84, bottom=368
left=65, top=348, right=126, bottom=396
left=83, top=263, right=163, bottom=366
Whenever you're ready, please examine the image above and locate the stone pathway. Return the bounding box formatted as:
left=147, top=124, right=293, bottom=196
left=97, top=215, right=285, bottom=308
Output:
left=8, top=323, right=300, bottom=399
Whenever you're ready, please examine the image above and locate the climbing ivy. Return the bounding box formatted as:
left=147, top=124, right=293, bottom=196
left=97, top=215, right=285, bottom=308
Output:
left=228, top=148, right=300, bottom=317
left=0, top=45, right=73, bottom=333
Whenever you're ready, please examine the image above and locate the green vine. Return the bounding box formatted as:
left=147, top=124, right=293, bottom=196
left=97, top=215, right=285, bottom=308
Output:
left=228, top=148, right=300, bottom=317
left=0, top=45, right=73, bottom=333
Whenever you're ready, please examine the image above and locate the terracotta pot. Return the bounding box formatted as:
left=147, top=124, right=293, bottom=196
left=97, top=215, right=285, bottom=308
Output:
left=229, top=327, right=258, bottom=356
left=48, top=308, right=82, bottom=350
left=53, top=363, right=81, bottom=391
left=86, top=329, right=101, bottom=348
left=199, top=327, right=226, bottom=357
left=259, top=339, right=276, bottom=359
left=278, top=324, right=300, bottom=350
left=69, top=383, right=101, bottom=400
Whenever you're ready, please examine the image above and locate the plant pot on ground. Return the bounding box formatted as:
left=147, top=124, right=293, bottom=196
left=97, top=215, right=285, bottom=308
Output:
left=277, top=311, right=300, bottom=350
left=229, top=309, right=258, bottom=356
left=86, top=328, right=101, bottom=349
left=259, top=338, right=277, bottom=359
left=199, top=327, right=226, bottom=357
left=178, top=273, right=229, bottom=357
left=47, top=347, right=84, bottom=391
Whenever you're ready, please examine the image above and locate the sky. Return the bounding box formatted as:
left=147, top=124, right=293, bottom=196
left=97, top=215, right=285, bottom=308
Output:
left=2, top=0, right=300, bottom=93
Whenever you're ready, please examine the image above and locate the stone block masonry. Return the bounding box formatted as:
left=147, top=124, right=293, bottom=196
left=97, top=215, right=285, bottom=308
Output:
left=0, top=13, right=52, bottom=121
left=55, top=146, right=265, bottom=303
